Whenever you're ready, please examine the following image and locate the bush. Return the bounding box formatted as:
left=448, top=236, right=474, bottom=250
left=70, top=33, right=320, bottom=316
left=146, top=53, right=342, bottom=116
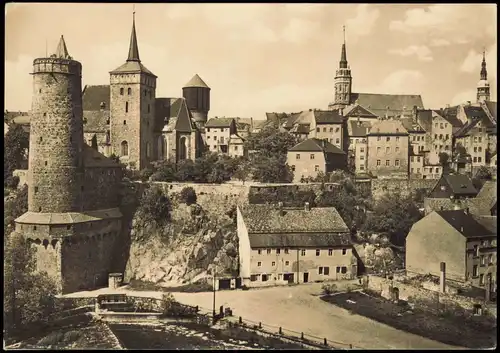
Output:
left=180, top=187, right=197, bottom=206
left=136, top=185, right=172, bottom=227
left=37, top=331, right=65, bottom=346
left=139, top=167, right=154, bottom=182
left=322, top=283, right=338, bottom=296
left=4, top=175, right=20, bottom=189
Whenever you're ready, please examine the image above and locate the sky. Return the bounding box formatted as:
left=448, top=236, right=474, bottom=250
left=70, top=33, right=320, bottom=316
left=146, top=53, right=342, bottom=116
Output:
left=5, top=3, right=497, bottom=120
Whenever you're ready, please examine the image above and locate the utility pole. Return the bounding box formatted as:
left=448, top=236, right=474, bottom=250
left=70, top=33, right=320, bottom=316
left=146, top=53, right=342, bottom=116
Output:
left=296, top=249, right=300, bottom=284
left=212, top=267, right=216, bottom=321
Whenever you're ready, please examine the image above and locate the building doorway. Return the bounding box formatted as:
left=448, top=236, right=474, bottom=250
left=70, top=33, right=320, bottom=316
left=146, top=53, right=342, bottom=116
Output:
left=284, top=273, right=294, bottom=284
left=303, top=272, right=309, bottom=283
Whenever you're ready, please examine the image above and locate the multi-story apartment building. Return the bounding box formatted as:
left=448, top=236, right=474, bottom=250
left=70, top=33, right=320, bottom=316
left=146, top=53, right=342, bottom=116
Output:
left=366, top=119, right=409, bottom=178
left=311, top=110, right=345, bottom=150
left=401, top=117, right=426, bottom=178
left=237, top=203, right=357, bottom=288
left=228, top=134, right=246, bottom=158
left=287, top=138, right=347, bottom=183
left=205, top=117, right=239, bottom=154
left=428, top=174, right=478, bottom=200
left=355, top=142, right=368, bottom=175
left=406, top=209, right=497, bottom=290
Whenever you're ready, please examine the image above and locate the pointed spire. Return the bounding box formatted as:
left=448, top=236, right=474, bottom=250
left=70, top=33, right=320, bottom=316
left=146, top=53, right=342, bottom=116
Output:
left=339, top=25, right=348, bottom=69
left=54, top=35, right=71, bottom=59
left=127, top=9, right=141, bottom=62
left=480, top=49, right=487, bottom=80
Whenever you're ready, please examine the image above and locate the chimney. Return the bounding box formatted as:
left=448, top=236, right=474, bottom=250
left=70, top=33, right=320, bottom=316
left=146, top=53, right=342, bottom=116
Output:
left=460, top=226, right=464, bottom=233
left=339, top=108, right=343, bottom=117
left=278, top=202, right=284, bottom=216
left=466, top=101, right=471, bottom=106
left=439, top=262, right=446, bottom=293
left=445, top=104, right=450, bottom=109
left=304, top=202, right=310, bottom=211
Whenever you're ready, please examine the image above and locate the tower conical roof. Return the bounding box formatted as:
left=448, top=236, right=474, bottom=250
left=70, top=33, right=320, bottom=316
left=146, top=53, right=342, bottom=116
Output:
left=480, top=50, right=487, bottom=81
left=339, top=26, right=348, bottom=69
left=183, top=74, right=210, bottom=89
left=127, top=12, right=140, bottom=62
left=54, top=35, right=71, bottom=59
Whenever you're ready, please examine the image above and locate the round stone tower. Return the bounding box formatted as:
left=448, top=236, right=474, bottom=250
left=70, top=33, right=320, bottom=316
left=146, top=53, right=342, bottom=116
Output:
left=182, top=74, right=210, bottom=129
left=28, top=35, right=84, bottom=213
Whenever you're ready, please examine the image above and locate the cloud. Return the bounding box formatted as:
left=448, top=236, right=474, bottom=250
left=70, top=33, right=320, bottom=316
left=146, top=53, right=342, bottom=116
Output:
left=389, top=45, right=433, bottom=62
left=460, top=43, right=497, bottom=79
left=430, top=38, right=451, bottom=47
left=389, top=4, right=496, bottom=44
left=363, top=70, right=425, bottom=95
left=345, top=5, right=381, bottom=39
left=5, top=55, right=34, bottom=111
left=281, top=18, right=320, bottom=44
left=451, top=90, right=477, bottom=106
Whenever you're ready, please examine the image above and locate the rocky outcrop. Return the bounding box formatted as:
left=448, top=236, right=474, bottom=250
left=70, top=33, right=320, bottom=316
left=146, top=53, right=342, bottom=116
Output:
left=124, top=200, right=239, bottom=287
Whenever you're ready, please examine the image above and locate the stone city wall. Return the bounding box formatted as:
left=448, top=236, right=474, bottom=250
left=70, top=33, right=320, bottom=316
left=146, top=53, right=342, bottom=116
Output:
left=423, top=197, right=476, bottom=215
left=371, top=178, right=437, bottom=201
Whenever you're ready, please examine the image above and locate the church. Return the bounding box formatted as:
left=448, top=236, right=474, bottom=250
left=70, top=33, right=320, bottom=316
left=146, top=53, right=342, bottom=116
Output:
left=82, top=14, right=209, bottom=170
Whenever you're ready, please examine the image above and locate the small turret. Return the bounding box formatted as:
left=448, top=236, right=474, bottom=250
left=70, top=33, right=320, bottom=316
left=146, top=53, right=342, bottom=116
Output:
left=182, top=74, right=211, bottom=129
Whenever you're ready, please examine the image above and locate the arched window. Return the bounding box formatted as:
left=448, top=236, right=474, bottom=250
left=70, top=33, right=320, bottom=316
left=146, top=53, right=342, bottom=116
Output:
left=146, top=142, right=151, bottom=158
left=121, top=141, right=128, bottom=156
left=125, top=102, right=129, bottom=113
left=106, top=130, right=110, bottom=144
left=91, top=135, right=98, bottom=150
left=127, top=87, right=131, bottom=95
left=179, top=136, right=187, bottom=161
left=147, top=104, right=150, bottom=113
left=120, top=88, right=124, bottom=95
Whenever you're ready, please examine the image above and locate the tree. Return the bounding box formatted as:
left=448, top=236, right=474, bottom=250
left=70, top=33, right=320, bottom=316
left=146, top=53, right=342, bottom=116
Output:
left=180, top=186, right=197, bottom=206
left=4, top=185, right=28, bottom=239
left=244, top=128, right=298, bottom=158
left=251, top=156, right=293, bottom=183
left=175, top=159, right=197, bottom=182
left=137, top=185, right=172, bottom=226
left=139, top=167, right=154, bottom=182
left=361, top=193, right=422, bottom=246
left=233, top=159, right=252, bottom=184
left=151, top=160, right=177, bottom=182
left=438, top=152, right=451, bottom=174
left=4, top=124, right=29, bottom=184
left=472, top=166, right=492, bottom=191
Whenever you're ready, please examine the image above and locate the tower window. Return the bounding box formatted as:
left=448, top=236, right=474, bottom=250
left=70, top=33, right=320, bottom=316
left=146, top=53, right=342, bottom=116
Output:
left=125, top=102, right=129, bottom=113
left=39, top=89, right=42, bottom=93
left=38, top=207, right=41, bottom=212
left=81, top=186, right=84, bottom=191
left=128, top=88, right=131, bottom=95
left=144, top=90, right=147, bottom=97
left=34, top=186, right=39, bottom=193
left=123, top=120, right=127, bottom=125
left=121, top=141, right=129, bottom=156
left=120, top=88, right=124, bottom=95
left=39, top=137, right=43, bottom=142
left=44, top=161, right=48, bottom=166
left=148, top=104, right=150, bottom=113
left=149, top=91, right=152, bottom=99
left=67, top=225, right=71, bottom=230
left=43, top=113, right=47, bottom=117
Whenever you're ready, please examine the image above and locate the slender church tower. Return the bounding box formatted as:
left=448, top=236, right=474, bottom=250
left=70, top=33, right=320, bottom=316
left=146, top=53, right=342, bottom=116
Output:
left=477, top=50, right=490, bottom=103
left=109, top=11, right=157, bottom=170
left=329, top=26, right=352, bottom=111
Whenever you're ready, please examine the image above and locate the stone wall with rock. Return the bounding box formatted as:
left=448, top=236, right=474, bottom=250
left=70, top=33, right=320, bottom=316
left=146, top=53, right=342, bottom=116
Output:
left=371, top=178, right=437, bottom=201
left=423, top=197, right=475, bottom=215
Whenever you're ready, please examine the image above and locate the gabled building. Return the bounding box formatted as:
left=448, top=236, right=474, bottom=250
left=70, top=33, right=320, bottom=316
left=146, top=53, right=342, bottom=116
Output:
left=401, top=117, right=426, bottom=179
left=406, top=209, right=497, bottom=289
left=237, top=203, right=357, bottom=288
left=469, top=181, right=497, bottom=216
left=287, top=138, right=347, bottom=182
left=205, top=117, right=239, bottom=155
left=343, top=103, right=378, bottom=122
left=428, top=174, right=478, bottom=200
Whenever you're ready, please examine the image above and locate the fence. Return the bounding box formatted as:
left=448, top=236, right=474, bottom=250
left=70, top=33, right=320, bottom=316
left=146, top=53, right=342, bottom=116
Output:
left=224, top=315, right=359, bottom=350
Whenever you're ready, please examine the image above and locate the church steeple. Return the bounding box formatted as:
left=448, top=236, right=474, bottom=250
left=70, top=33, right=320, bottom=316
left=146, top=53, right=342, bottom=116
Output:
left=339, top=25, right=348, bottom=69
left=329, top=26, right=352, bottom=111
left=54, top=35, right=71, bottom=59
left=480, top=50, right=487, bottom=80
left=127, top=10, right=140, bottom=62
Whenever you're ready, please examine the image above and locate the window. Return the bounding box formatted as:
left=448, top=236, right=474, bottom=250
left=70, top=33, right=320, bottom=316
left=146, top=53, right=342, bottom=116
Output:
left=377, top=136, right=381, bottom=141
left=411, top=168, right=414, bottom=173
left=341, top=267, right=347, bottom=274
left=319, top=267, right=323, bottom=275
left=474, top=147, right=477, bottom=153
left=488, top=254, right=493, bottom=264
left=34, top=186, right=39, bottom=193
left=478, top=157, right=482, bottom=163
left=285, top=261, right=289, bottom=265
left=316, top=249, right=320, bottom=256
left=445, top=134, right=449, bottom=140
left=336, top=138, right=340, bottom=144
left=377, top=147, right=381, bottom=153
left=386, top=147, right=390, bottom=153
left=267, top=249, right=271, bottom=254
left=234, top=146, right=238, bottom=151
left=377, top=160, right=381, bottom=166
left=207, top=128, right=210, bottom=132
left=360, top=148, right=365, bottom=153
left=396, top=137, right=400, bottom=142
left=330, top=128, right=333, bottom=132
left=144, top=90, right=147, bottom=97
left=342, top=248, right=347, bottom=255
left=121, top=141, right=128, bottom=156
left=395, top=147, right=400, bottom=153
left=445, top=145, right=449, bottom=150
left=127, top=87, right=131, bottom=95
left=221, top=128, right=224, bottom=133
left=262, top=274, right=268, bottom=282
left=395, top=159, right=400, bottom=166
left=291, top=165, right=295, bottom=172
left=316, top=128, right=320, bottom=133
left=123, top=120, right=126, bottom=125
left=258, top=250, right=262, bottom=255
left=473, top=157, right=478, bottom=162
left=479, top=274, right=484, bottom=286
left=328, top=249, right=333, bottom=256
left=272, top=261, right=276, bottom=267
left=417, top=156, right=421, bottom=162
left=213, top=145, right=216, bottom=150
left=310, top=154, right=315, bottom=160
left=44, top=161, right=48, bottom=166
left=257, top=261, right=262, bottom=267
left=276, top=248, right=281, bottom=254
left=417, top=168, right=420, bottom=173
left=360, top=155, right=364, bottom=160
left=478, top=137, right=482, bottom=143
left=296, top=154, right=300, bottom=160
left=301, top=249, right=306, bottom=256
left=146, top=142, right=151, bottom=158
left=120, top=88, right=124, bottom=95
left=147, top=104, right=150, bottom=113
left=478, top=147, right=482, bottom=152
left=473, top=265, right=478, bottom=277
left=285, top=248, right=289, bottom=254
left=323, top=127, right=326, bottom=132
left=324, top=267, right=330, bottom=275
left=480, top=256, right=486, bottom=266
left=335, top=127, right=340, bottom=133
left=315, top=165, right=319, bottom=172
left=386, top=160, right=390, bottom=166
left=125, top=102, right=129, bottom=113
left=440, top=123, right=443, bottom=129
left=360, top=165, right=364, bottom=170
left=435, top=167, right=439, bottom=173
left=336, top=266, right=340, bottom=273
left=386, top=137, right=390, bottom=142
left=250, top=275, right=258, bottom=282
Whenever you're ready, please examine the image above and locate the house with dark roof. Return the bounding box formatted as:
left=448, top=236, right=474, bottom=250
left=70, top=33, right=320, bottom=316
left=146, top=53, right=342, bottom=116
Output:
left=205, top=117, right=245, bottom=155
left=428, top=174, right=478, bottom=200
left=469, top=181, right=497, bottom=216
left=287, top=138, right=347, bottom=183
left=237, top=203, right=357, bottom=287
left=406, top=209, right=497, bottom=289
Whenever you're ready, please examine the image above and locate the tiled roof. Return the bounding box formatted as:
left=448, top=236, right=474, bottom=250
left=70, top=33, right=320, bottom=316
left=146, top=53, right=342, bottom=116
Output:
left=248, top=232, right=352, bottom=248
left=82, top=85, right=110, bottom=111
left=344, top=104, right=378, bottom=118
left=15, top=208, right=122, bottom=225
left=283, top=111, right=314, bottom=129
left=155, top=98, right=195, bottom=133
left=110, top=61, right=156, bottom=77
left=436, top=106, right=463, bottom=128
left=416, top=109, right=433, bottom=132
left=483, top=101, right=497, bottom=123
left=253, top=120, right=269, bottom=130
left=240, top=204, right=350, bottom=234
left=174, top=99, right=196, bottom=133
left=4, top=111, right=29, bottom=124
left=367, top=119, right=408, bottom=135
left=11, top=114, right=31, bottom=125
left=349, top=93, right=424, bottom=117
left=289, top=138, right=345, bottom=154
left=435, top=210, right=496, bottom=238
left=454, top=119, right=480, bottom=137
left=470, top=181, right=497, bottom=215
left=205, top=117, right=235, bottom=128
left=314, top=110, right=344, bottom=124
left=348, top=120, right=372, bottom=137
left=442, top=174, right=478, bottom=196
left=83, top=144, right=121, bottom=168
left=289, top=123, right=310, bottom=134
left=473, top=216, right=497, bottom=235
left=183, top=74, right=210, bottom=89
left=83, top=110, right=109, bottom=133
left=229, top=133, right=244, bottom=143
left=464, top=105, right=489, bottom=122
left=400, top=117, right=425, bottom=133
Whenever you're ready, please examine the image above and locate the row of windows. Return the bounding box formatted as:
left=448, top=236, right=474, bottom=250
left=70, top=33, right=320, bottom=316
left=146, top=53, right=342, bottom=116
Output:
left=434, top=134, right=450, bottom=140
left=473, top=146, right=483, bottom=153
left=434, top=122, right=449, bottom=129
left=256, top=248, right=348, bottom=256
left=211, top=145, right=240, bottom=151
left=411, top=135, right=424, bottom=142
left=376, top=159, right=401, bottom=167
left=316, top=127, right=341, bottom=133
left=434, top=144, right=450, bottom=151
left=473, top=156, right=483, bottom=163
left=119, top=87, right=153, bottom=99
left=376, top=136, right=401, bottom=142
left=473, top=136, right=483, bottom=143
left=376, top=146, right=402, bottom=154
left=410, top=156, right=422, bottom=163
left=207, top=136, right=225, bottom=143
left=206, top=128, right=227, bottom=133
left=410, top=167, right=441, bottom=174
left=119, top=141, right=151, bottom=158
left=250, top=267, right=348, bottom=281
left=123, top=102, right=151, bottom=114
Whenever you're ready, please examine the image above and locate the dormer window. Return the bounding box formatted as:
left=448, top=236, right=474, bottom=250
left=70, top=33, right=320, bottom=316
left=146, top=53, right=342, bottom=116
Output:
left=100, top=102, right=106, bottom=109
